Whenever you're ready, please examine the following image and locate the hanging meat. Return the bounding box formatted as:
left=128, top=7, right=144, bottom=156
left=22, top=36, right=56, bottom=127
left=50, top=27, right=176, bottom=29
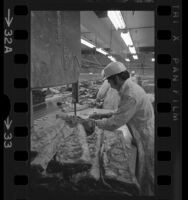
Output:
left=101, top=129, right=140, bottom=195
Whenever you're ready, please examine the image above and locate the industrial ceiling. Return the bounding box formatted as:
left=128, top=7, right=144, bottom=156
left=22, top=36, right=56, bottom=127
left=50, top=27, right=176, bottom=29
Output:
left=80, top=11, right=154, bottom=62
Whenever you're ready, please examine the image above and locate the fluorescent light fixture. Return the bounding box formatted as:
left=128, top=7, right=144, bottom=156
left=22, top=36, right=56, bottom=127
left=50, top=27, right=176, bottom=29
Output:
left=125, top=58, right=130, bottom=62
left=121, top=32, right=133, bottom=47
left=151, top=58, right=155, bottom=62
left=108, top=56, right=116, bottom=62
left=129, top=46, right=136, bottom=54
left=81, top=38, right=95, bottom=48
left=96, top=48, right=108, bottom=55
left=107, top=11, right=126, bottom=30
left=133, top=55, right=138, bottom=60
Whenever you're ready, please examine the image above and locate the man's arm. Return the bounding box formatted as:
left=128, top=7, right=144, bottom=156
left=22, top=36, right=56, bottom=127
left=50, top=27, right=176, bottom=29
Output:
left=95, top=96, right=137, bottom=131
left=89, top=112, right=114, bottom=120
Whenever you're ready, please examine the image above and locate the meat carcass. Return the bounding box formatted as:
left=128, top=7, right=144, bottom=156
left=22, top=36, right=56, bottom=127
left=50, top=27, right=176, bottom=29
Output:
left=31, top=118, right=91, bottom=172
left=55, top=123, right=91, bottom=165
left=101, top=129, right=140, bottom=195
left=31, top=115, right=140, bottom=195
left=31, top=119, right=66, bottom=170
left=86, top=127, right=103, bottom=180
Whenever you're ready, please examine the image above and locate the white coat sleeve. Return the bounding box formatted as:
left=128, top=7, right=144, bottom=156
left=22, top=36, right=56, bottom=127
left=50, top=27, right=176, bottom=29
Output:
left=95, top=95, right=137, bottom=131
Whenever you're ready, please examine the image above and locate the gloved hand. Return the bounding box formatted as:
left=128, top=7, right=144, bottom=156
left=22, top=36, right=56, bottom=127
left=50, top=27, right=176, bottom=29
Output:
left=81, top=118, right=96, bottom=136
left=96, top=102, right=103, bottom=109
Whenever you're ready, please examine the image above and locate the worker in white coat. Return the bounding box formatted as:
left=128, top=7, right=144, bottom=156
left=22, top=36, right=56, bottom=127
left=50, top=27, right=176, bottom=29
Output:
left=130, top=70, right=138, bottom=83
left=96, top=70, right=120, bottom=110
left=87, top=61, right=154, bottom=195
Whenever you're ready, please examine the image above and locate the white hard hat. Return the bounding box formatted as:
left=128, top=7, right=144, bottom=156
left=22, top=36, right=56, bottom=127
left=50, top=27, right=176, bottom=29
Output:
left=104, top=62, right=127, bottom=79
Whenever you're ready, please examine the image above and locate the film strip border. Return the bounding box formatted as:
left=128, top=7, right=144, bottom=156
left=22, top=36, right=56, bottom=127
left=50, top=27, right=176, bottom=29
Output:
left=155, top=2, right=182, bottom=200
left=3, top=1, right=181, bottom=200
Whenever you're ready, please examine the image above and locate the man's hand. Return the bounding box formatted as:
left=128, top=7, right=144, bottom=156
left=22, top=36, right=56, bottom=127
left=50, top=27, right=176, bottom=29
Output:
left=88, top=99, right=96, bottom=108
left=81, top=119, right=95, bottom=136
left=56, top=114, right=96, bottom=135
left=95, top=98, right=104, bottom=108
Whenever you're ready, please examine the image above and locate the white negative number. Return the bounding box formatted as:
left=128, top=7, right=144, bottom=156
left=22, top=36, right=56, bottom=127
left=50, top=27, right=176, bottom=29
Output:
left=4, top=141, right=12, bottom=149
left=4, top=29, right=13, bottom=37
left=4, top=132, right=13, bottom=140
left=4, top=37, right=13, bottom=45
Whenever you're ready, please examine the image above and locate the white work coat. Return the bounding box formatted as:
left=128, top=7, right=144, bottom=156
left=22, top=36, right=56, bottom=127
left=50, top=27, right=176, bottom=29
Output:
left=95, top=78, right=154, bottom=195
left=131, top=75, right=138, bottom=83
left=97, top=80, right=120, bottom=110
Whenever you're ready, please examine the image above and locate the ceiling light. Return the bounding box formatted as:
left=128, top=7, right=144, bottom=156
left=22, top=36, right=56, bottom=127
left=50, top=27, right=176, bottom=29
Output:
left=121, top=32, right=133, bottom=47
left=129, top=46, right=136, bottom=54
left=107, top=11, right=126, bottom=30
left=151, top=58, right=155, bottom=62
left=108, top=56, right=116, bottom=62
left=133, top=55, right=138, bottom=60
left=81, top=38, right=95, bottom=48
left=125, top=58, right=130, bottom=62
left=96, top=48, right=108, bottom=55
